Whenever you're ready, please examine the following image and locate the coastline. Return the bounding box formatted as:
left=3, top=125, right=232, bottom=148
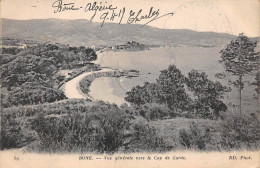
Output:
left=62, top=50, right=130, bottom=105
left=89, top=77, right=128, bottom=106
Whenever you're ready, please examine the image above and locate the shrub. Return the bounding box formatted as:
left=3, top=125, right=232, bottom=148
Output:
left=178, top=122, right=212, bottom=150
left=179, top=129, right=192, bottom=148
left=3, top=83, right=67, bottom=107
left=1, top=115, right=38, bottom=150
left=123, top=123, right=170, bottom=153
left=137, top=103, right=173, bottom=121
left=30, top=108, right=128, bottom=154
left=220, top=113, right=260, bottom=150
left=79, top=78, right=93, bottom=94
left=125, top=82, right=160, bottom=106
left=28, top=103, right=168, bottom=154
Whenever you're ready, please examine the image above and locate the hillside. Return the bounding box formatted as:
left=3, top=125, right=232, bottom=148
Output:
left=2, top=18, right=239, bottom=47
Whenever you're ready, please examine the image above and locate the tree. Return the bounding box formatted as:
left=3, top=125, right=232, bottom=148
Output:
left=186, top=70, right=228, bottom=119
left=219, top=33, right=259, bottom=114
left=156, top=65, right=191, bottom=111
left=1, top=43, right=99, bottom=108
left=251, top=71, right=260, bottom=96
left=125, top=65, right=191, bottom=112
left=125, top=82, right=159, bottom=106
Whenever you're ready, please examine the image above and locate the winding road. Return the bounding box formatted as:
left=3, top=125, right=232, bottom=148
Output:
left=63, top=68, right=115, bottom=99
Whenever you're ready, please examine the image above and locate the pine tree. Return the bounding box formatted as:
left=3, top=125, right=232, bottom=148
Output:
left=219, top=33, right=259, bottom=114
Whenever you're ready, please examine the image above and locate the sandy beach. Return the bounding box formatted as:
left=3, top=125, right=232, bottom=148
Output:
left=89, top=77, right=128, bottom=106
left=87, top=51, right=129, bottom=105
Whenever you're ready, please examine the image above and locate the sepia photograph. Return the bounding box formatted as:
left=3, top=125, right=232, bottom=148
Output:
left=0, top=0, right=259, bottom=168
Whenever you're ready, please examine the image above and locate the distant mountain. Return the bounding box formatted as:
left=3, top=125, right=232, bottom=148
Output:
left=1, top=18, right=247, bottom=47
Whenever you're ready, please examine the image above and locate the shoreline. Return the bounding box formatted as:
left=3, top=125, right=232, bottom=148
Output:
left=63, top=68, right=119, bottom=99
left=89, top=77, right=128, bottom=106
left=62, top=49, right=135, bottom=105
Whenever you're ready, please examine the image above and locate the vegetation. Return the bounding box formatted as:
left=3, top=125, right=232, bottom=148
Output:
left=1, top=34, right=259, bottom=153
left=3, top=83, right=66, bottom=107
left=1, top=100, right=167, bottom=153
left=177, top=113, right=260, bottom=151
left=125, top=65, right=191, bottom=112
left=252, top=71, right=260, bottom=95
left=125, top=65, right=227, bottom=119
left=79, top=70, right=123, bottom=95
left=137, top=103, right=173, bottom=121
left=3, top=99, right=258, bottom=152
left=179, top=122, right=212, bottom=150
left=156, top=65, right=191, bottom=111
left=30, top=108, right=129, bottom=153
left=1, top=114, right=38, bottom=149
left=1, top=43, right=98, bottom=107
left=220, top=113, right=260, bottom=150
left=185, top=70, right=229, bottom=119
left=219, top=33, right=259, bottom=114
left=79, top=79, right=93, bottom=94
left=2, top=47, right=22, bottom=55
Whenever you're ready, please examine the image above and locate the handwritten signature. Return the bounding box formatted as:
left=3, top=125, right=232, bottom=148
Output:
left=52, top=0, right=174, bottom=27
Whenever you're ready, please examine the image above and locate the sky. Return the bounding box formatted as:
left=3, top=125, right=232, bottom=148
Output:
left=1, top=0, right=260, bottom=37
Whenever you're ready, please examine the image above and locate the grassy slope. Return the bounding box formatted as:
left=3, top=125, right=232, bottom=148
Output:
left=3, top=98, right=259, bottom=151
left=149, top=118, right=222, bottom=150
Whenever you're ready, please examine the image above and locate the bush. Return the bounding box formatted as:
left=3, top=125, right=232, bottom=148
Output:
left=177, top=113, right=260, bottom=151
left=26, top=102, right=168, bottom=154
left=220, top=113, right=260, bottom=150
left=124, top=123, right=170, bottom=153
left=2, top=47, right=21, bottom=55
left=30, top=108, right=128, bottom=153
left=179, top=129, right=192, bottom=148
left=125, top=82, right=160, bottom=106
left=137, top=103, right=174, bottom=121
left=178, top=122, right=212, bottom=150
left=79, top=78, right=93, bottom=94
left=1, top=115, right=38, bottom=150
left=3, top=83, right=67, bottom=107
